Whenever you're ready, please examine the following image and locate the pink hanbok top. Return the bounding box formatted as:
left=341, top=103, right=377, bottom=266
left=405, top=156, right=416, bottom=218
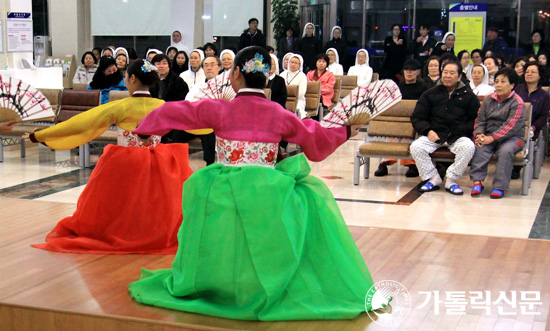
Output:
left=134, top=89, right=348, bottom=163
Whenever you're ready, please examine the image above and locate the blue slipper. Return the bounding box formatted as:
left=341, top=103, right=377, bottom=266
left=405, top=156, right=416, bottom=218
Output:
left=471, top=184, right=484, bottom=197
left=490, top=189, right=504, bottom=199
left=419, top=181, right=440, bottom=192
left=446, top=184, right=464, bottom=195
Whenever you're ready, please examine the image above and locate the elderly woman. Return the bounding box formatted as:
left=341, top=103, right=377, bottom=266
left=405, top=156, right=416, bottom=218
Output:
left=347, top=49, right=373, bottom=86
left=219, top=49, right=235, bottom=74
left=469, top=64, right=495, bottom=96
left=512, top=62, right=550, bottom=178
left=73, top=51, right=98, bottom=85
left=423, top=56, right=440, bottom=89
left=432, top=32, right=456, bottom=56
left=483, top=56, right=499, bottom=86
left=470, top=68, right=525, bottom=199
left=306, top=53, right=336, bottom=111
left=326, top=48, right=344, bottom=76
left=280, top=54, right=307, bottom=119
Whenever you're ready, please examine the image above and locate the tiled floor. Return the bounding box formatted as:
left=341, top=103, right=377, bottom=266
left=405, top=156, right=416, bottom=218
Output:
left=1, top=135, right=549, bottom=240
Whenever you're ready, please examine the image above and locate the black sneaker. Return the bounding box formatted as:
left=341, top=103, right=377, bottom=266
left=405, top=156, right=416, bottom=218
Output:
left=511, top=166, right=521, bottom=180
left=374, top=164, right=388, bottom=177
left=405, top=165, right=419, bottom=177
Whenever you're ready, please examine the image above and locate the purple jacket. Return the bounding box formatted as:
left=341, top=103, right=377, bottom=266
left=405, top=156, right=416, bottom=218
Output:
left=515, top=84, right=550, bottom=138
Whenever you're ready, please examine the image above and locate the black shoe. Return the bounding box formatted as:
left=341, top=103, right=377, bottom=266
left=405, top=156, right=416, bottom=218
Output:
left=511, top=166, right=521, bottom=180
left=374, top=164, right=388, bottom=177
left=405, top=165, right=419, bottom=177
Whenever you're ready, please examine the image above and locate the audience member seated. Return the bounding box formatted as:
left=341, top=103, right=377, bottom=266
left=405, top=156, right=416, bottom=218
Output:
left=458, top=50, right=473, bottom=80
left=101, top=47, right=114, bottom=57
left=470, top=49, right=484, bottom=66
left=375, top=59, right=425, bottom=178
left=146, top=49, right=162, bottom=62
left=87, top=56, right=127, bottom=104
left=483, top=56, right=499, bottom=85
left=326, top=48, right=344, bottom=76
left=179, top=49, right=205, bottom=89
left=115, top=52, right=128, bottom=77
left=513, top=62, right=550, bottom=178
left=347, top=49, right=373, bottom=86
left=92, top=47, right=102, bottom=62
left=469, top=68, right=524, bottom=199
left=512, top=56, right=527, bottom=83
left=267, top=54, right=287, bottom=109
left=469, top=64, right=495, bottom=96
left=219, top=49, right=235, bottom=74
left=306, top=53, right=336, bottom=111
left=203, top=42, right=218, bottom=57
left=280, top=54, right=307, bottom=119
left=410, top=61, right=479, bottom=195
left=280, top=52, right=293, bottom=74
left=165, top=46, right=178, bottom=61
left=423, top=56, right=440, bottom=89
left=73, top=51, right=98, bottom=85
left=172, top=50, right=188, bottom=76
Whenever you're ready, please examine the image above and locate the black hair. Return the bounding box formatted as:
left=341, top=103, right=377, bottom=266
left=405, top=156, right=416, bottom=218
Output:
left=471, top=49, right=484, bottom=59
left=92, top=47, right=102, bottom=54
left=419, top=24, right=430, bottom=30
left=126, top=59, right=160, bottom=87
left=439, top=53, right=458, bottom=71
left=494, top=67, right=518, bottom=87
left=248, top=18, right=258, bottom=24
left=89, top=56, right=123, bottom=89
left=233, top=46, right=270, bottom=89
left=127, top=48, right=138, bottom=60
left=265, top=45, right=275, bottom=53
left=203, top=55, right=222, bottom=67
left=512, top=56, right=527, bottom=70
left=81, top=51, right=97, bottom=65
left=286, top=27, right=295, bottom=35
left=172, top=51, right=189, bottom=75
left=151, top=54, right=172, bottom=68
left=391, top=24, right=401, bottom=32
left=423, top=56, right=440, bottom=77
left=523, top=61, right=547, bottom=86
left=487, top=27, right=499, bottom=34
left=457, top=50, right=469, bottom=61
left=203, top=43, right=218, bottom=56
left=441, top=61, right=463, bottom=75
left=166, top=47, right=178, bottom=56
left=531, top=29, right=545, bottom=41
left=315, top=53, right=330, bottom=66
left=483, top=55, right=499, bottom=68
left=101, top=47, right=114, bottom=56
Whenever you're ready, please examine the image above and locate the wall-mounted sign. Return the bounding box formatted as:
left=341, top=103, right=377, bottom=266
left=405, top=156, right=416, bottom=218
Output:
left=7, top=12, right=32, bottom=19
left=7, top=20, right=33, bottom=52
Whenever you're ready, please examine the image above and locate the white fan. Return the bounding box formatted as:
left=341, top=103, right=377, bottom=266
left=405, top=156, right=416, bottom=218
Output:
left=195, top=71, right=236, bottom=101
left=322, top=79, right=402, bottom=128
left=0, top=76, right=54, bottom=122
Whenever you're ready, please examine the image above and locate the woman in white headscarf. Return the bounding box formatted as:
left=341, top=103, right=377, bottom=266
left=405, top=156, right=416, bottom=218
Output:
left=347, top=49, right=373, bottom=86
left=295, top=22, right=322, bottom=72
left=146, top=49, right=163, bottom=62
left=179, top=49, right=205, bottom=89
left=325, top=26, right=347, bottom=68
left=219, top=49, right=235, bottom=74
left=326, top=48, right=344, bottom=76
left=280, top=54, right=307, bottom=119
left=432, top=32, right=456, bottom=56
left=267, top=53, right=287, bottom=109
left=469, top=64, right=495, bottom=96
left=281, top=52, right=294, bottom=75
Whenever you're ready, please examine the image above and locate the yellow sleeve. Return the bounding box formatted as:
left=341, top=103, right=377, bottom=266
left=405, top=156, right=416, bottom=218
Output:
left=34, top=98, right=164, bottom=150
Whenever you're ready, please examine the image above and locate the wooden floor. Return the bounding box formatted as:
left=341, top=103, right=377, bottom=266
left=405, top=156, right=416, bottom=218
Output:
left=1, top=197, right=549, bottom=331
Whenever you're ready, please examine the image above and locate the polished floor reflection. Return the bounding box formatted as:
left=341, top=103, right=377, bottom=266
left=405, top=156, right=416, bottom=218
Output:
left=1, top=135, right=549, bottom=240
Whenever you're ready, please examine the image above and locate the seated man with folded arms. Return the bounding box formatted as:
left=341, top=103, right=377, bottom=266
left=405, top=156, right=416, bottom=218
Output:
left=410, top=61, right=480, bottom=195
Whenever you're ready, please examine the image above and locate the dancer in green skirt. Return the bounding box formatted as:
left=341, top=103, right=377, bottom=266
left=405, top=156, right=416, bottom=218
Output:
left=130, top=46, right=382, bottom=321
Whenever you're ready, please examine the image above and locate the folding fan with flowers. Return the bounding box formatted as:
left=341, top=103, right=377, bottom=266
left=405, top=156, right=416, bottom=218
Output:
left=0, top=76, right=54, bottom=122
left=321, top=79, right=402, bottom=128
left=195, top=71, right=237, bottom=101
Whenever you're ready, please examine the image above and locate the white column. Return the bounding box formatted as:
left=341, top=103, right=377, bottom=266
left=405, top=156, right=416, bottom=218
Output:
left=49, top=0, right=90, bottom=59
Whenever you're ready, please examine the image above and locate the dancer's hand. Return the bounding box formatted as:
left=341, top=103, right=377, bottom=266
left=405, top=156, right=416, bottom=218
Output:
left=350, top=125, right=362, bottom=137
left=0, top=121, right=16, bottom=132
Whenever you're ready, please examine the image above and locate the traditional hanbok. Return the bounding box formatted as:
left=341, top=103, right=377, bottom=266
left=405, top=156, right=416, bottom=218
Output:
left=128, top=89, right=379, bottom=320
left=31, top=93, right=193, bottom=254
